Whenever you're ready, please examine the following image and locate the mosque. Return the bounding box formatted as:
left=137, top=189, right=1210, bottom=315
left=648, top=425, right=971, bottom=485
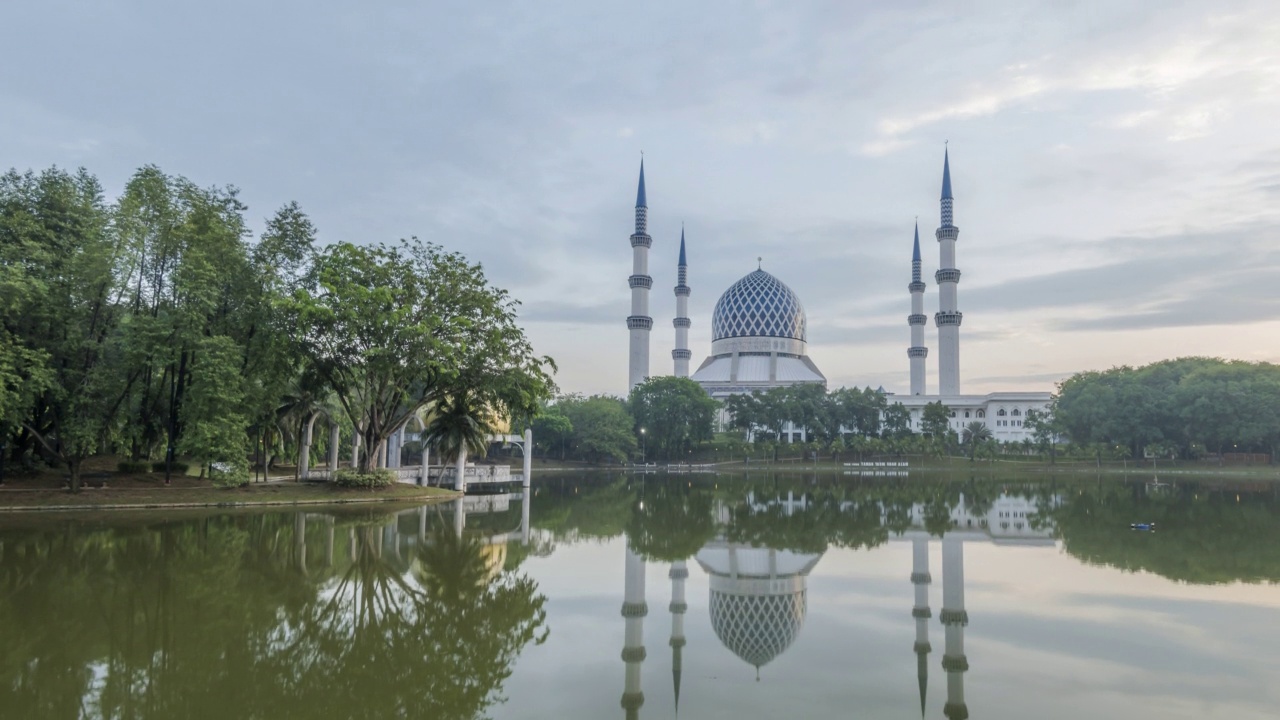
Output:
left=624, top=151, right=1051, bottom=442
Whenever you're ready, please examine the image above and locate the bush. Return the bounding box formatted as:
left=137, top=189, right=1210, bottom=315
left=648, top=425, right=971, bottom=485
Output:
left=210, top=461, right=250, bottom=489
left=116, top=460, right=150, bottom=474
left=151, top=461, right=191, bottom=474
left=334, top=469, right=394, bottom=489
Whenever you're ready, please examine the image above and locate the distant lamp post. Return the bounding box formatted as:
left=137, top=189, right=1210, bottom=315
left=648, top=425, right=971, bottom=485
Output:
left=640, top=428, right=646, bottom=464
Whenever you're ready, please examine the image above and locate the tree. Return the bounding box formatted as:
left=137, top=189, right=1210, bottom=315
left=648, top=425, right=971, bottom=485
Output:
left=882, top=402, right=912, bottom=439
left=960, top=421, right=993, bottom=461
left=628, top=376, right=718, bottom=461
left=289, top=240, right=554, bottom=472
left=560, top=396, right=636, bottom=463
left=423, top=390, right=498, bottom=485
left=530, top=403, right=573, bottom=460
left=920, top=402, right=950, bottom=440
left=1, top=168, right=125, bottom=491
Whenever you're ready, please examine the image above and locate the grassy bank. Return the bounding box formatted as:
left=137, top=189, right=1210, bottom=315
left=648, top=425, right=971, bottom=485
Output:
left=0, top=482, right=458, bottom=512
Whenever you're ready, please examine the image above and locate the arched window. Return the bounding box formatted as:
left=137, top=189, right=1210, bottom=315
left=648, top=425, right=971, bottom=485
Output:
left=997, top=409, right=1007, bottom=417
left=964, top=411, right=971, bottom=418
left=977, top=410, right=986, bottom=418
left=1012, top=409, right=1022, bottom=417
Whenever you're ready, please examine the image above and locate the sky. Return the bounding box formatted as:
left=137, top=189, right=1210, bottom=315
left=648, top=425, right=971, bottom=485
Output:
left=4, top=0, right=1280, bottom=397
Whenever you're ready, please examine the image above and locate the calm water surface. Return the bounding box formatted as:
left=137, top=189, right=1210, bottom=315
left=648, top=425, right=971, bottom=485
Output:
left=3, top=472, right=1280, bottom=719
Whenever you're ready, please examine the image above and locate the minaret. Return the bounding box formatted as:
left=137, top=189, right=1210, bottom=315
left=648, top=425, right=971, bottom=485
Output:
left=621, top=540, right=648, bottom=720
left=911, top=536, right=932, bottom=718
left=940, top=535, right=969, bottom=720
left=672, top=227, right=692, bottom=378
left=907, top=222, right=928, bottom=395
left=934, top=147, right=963, bottom=396
left=668, top=560, right=689, bottom=714
left=627, top=160, right=654, bottom=391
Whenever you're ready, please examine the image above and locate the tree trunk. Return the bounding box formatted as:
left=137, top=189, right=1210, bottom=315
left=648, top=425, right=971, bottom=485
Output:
left=67, top=457, right=82, bottom=493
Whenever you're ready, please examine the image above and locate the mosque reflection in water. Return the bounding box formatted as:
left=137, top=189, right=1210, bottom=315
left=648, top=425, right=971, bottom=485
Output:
left=615, top=485, right=1058, bottom=720
left=5, top=474, right=1280, bottom=719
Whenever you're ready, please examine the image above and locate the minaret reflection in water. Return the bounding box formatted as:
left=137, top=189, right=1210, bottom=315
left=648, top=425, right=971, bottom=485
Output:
left=621, top=540, right=648, bottom=720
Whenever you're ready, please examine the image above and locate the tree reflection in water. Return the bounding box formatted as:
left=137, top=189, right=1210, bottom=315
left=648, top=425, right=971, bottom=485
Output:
left=0, top=509, right=547, bottom=719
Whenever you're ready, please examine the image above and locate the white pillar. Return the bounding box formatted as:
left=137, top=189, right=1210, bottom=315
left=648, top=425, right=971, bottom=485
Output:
left=522, top=427, right=533, bottom=489
left=419, top=442, right=429, bottom=486
left=351, top=433, right=361, bottom=471
left=328, top=423, right=340, bottom=472
left=455, top=447, right=468, bottom=493
left=389, top=431, right=401, bottom=469
left=299, top=415, right=315, bottom=479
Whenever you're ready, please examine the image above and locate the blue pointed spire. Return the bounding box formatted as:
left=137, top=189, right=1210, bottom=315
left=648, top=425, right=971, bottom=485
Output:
left=678, top=225, right=687, bottom=266
left=912, top=221, right=921, bottom=262
left=940, top=146, right=953, bottom=200
left=636, top=158, right=647, bottom=208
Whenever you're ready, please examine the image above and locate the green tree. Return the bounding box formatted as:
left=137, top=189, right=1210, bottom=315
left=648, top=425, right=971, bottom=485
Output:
left=920, top=401, right=950, bottom=440
left=628, top=376, right=719, bottom=461
left=560, top=396, right=636, bottom=463
left=422, top=390, right=498, bottom=480
left=960, top=421, right=993, bottom=462
left=531, top=403, right=573, bottom=460
left=289, top=240, right=554, bottom=472
left=0, top=168, right=125, bottom=491
left=882, top=402, right=912, bottom=438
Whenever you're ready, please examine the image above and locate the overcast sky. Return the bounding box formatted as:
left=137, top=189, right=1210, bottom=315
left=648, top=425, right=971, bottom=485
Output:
left=4, top=0, right=1279, bottom=397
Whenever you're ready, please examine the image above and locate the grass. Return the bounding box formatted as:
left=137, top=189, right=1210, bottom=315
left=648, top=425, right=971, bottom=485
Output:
left=0, top=462, right=459, bottom=512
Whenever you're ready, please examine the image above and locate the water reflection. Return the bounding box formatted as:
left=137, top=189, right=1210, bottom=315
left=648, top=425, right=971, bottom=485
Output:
left=0, top=496, right=545, bottom=720
left=530, top=473, right=1280, bottom=719
left=5, top=474, right=1280, bottom=719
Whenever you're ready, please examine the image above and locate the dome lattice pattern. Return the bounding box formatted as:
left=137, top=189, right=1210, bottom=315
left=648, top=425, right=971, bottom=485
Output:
left=711, top=270, right=807, bottom=342
left=709, top=589, right=806, bottom=668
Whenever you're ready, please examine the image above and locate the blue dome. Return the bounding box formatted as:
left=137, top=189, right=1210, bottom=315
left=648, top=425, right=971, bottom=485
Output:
left=711, top=270, right=807, bottom=342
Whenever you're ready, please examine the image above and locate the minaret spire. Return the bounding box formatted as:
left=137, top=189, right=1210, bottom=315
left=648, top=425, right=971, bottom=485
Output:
left=669, top=560, right=689, bottom=715
left=627, top=158, right=654, bottom=391
left=673, top=226, right=692, bottom=377
left=911, top=536, right=933, bottom=719
left=907, top=221, right=928, bottom=395
left=934, top=146, right=963, bottom=396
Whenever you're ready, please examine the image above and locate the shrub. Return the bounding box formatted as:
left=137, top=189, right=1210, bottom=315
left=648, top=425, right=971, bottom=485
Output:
left=210, top=460, right=250, bottom=489
left=151, top=461, right=191, bottom=474
left=334, top=469, right=394, bottom=489
left=116, top=460, right=150, bottom=474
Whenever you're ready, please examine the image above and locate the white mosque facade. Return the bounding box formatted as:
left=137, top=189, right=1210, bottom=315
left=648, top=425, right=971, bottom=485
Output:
left=624, top=150, right=1051, bottom=442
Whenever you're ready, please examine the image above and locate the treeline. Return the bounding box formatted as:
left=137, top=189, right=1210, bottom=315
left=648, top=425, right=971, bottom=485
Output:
left=1052, top=357, right=1280, bottom=461
left=531, top=376, right=719, bottom=463
left=1, top=165, right=553, bottom=489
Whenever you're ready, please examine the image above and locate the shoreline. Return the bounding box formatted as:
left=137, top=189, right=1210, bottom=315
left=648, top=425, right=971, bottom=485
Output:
left=0, top=483, right=460, bottom=514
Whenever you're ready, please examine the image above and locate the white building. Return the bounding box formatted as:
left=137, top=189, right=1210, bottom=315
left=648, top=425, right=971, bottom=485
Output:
left=624, top=151, right=1050, bottom=443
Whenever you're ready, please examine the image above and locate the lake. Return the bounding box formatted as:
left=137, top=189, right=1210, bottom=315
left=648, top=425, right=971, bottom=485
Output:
left=3, top=471, right=1279, bottom=719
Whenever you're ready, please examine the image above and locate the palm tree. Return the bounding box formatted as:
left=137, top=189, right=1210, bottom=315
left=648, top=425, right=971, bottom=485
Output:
left=423, top=391, right=498, bottom=491
left=961, top=421, right=993, bottom=462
